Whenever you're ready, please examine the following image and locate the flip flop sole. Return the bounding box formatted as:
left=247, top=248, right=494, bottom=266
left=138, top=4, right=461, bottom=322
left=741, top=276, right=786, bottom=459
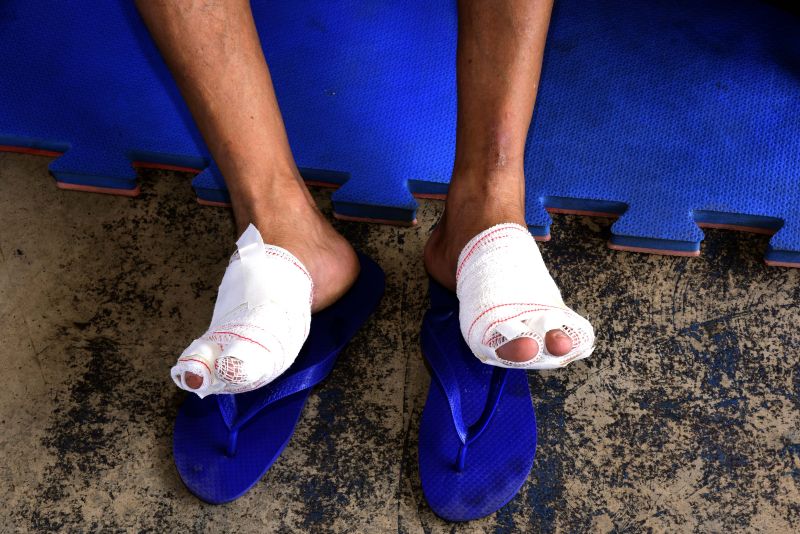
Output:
left=418, top=281, right=537, bottom=521
left=419, top=372, right=536, bottom=521
left=174, top=389, right=307, bottom=504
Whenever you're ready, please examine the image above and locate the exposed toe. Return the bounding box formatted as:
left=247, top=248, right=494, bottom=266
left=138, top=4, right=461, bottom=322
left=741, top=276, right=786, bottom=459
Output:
left=496, top=337, right=540, bottom=363
left=184, top=371, right=204, bottom=390
left=544, top=329, right=573, bottom=356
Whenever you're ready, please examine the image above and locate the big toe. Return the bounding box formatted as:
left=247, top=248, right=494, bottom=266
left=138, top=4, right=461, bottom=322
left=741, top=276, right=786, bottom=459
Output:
left=545, top=329, right=573, bottom=356
left=496, top=337, right=540, bottom=363
left=184, top=371, right=204, bottom=390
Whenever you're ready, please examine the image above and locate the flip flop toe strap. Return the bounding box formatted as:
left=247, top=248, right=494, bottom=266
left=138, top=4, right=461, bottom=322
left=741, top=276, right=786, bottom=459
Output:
left=216, top=354, right=338, bottom=456
left=454, top=367, right=508, bottom=471
left=424, top=309, right=510, bottom=471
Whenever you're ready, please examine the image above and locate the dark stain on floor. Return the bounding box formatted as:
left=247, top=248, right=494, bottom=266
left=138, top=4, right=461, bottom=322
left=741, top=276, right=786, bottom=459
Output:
left=0, top=152, right=798, bottom=533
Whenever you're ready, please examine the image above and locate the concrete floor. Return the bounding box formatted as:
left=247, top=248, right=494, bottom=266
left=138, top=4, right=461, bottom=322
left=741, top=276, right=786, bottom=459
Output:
left=0, top=152, right=798, bottom=533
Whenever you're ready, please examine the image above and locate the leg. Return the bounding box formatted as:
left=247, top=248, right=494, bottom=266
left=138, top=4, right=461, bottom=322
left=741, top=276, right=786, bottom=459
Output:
left=425, top=0, right=578, bottom=362
left=136, top=1, right=358, bottom=390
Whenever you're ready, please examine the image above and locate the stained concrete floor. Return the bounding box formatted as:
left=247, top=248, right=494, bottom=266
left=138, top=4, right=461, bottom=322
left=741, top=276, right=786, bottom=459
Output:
left=0, top=151, right=798, bottom=533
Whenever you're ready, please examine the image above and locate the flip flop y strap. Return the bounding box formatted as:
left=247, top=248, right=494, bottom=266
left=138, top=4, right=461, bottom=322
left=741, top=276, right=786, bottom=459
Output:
left=423, top=306, right=511, bottom=471
left=171, top=224, right=313, bottom=397
left=455, top=223, right=595, bottom=370
left=215, top=350, right=338, bottom=456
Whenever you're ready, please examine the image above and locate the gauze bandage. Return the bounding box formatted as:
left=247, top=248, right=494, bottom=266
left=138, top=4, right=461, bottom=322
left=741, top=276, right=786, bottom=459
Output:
left=171, top=224, right=313, bottom=397
left=456, top=223, right=594, bottom=369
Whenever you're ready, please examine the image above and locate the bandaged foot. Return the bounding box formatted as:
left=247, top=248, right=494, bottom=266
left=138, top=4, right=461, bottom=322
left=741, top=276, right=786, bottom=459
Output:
left=170, top=224, right=313, bottom=397
left=456, top=223, right=595, bottom=369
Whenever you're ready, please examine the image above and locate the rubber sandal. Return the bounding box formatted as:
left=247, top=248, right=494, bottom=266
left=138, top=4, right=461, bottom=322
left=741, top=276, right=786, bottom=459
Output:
left=173, top=252, right=385, bottom=503
left=418, top=278, right=537, bottom=521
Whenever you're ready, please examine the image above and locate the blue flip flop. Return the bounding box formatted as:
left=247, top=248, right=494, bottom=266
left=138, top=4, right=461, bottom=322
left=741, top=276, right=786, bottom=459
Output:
left=173, top=252, right=385, bottom=504
left=419, top=279, right=537, bottom=521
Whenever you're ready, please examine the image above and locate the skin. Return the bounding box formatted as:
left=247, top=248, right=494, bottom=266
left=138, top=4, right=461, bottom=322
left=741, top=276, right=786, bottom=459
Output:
left=423, top=0, right=572, bottom=360
left=135, top=0, right=569, bottom=390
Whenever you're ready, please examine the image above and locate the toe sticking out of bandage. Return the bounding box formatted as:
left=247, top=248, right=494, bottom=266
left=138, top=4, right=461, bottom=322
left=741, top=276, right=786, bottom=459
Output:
left=456, top=223, right=595, bottom=370
left=170, top=224, right=313, bottom=397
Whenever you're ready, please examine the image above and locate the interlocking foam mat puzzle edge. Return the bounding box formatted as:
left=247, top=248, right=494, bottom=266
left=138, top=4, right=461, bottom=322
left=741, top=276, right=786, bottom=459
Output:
left=1, top=0, right=798, bottom=267
left=6, top=138, right=794, bottom=266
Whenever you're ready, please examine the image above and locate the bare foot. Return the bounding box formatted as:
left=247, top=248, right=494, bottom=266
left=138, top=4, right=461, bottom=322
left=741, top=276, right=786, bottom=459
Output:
left=423, top=168, right=573, bottom=363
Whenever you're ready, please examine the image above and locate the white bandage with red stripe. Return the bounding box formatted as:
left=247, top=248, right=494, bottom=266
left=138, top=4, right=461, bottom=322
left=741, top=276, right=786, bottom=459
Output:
left=456, top=223, right=595, bottom=369
left=170, top=224, right=313, bottom=397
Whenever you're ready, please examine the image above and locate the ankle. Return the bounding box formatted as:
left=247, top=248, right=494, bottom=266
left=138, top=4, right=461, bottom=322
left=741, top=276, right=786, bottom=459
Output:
left=424, top=166, right=529, bottom=290
left=443, top=168, right=526, bottom=228
left=231, top=173, right=317, bottom=237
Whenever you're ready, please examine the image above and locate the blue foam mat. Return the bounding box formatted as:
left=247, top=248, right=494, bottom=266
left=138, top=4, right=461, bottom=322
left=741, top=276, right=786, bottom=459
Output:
left=0, top=1, right=798, bottom=263
left=525, top=0, right=800, bottom=264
